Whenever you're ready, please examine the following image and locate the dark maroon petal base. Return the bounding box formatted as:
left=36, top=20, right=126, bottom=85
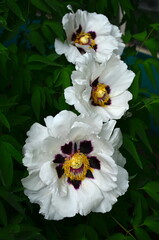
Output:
left=79, top=140, right=93, bottom=154
left=61, top=142, right=72, bottom=155
left=53, top=154, right=65, bottom=163
left=89, top=156, right=100, bottom=169
left=67, top=178, right=81, bottom=189
left=92, top=78, right=99, bottom=87
left=86, top=169, right=94, bottom=179
left=56, top=165, right=64, bottom=178
left=88, top=31, right=96, bottom=39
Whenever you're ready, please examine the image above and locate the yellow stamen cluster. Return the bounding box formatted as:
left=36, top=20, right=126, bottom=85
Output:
left=91, top=83, right=110, bottom=107
left=63, top=152, right=91, bottom=181
left=74, top=32, right=96, bottom=49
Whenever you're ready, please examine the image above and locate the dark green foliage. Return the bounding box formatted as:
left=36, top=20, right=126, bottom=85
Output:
left=0, top=0, right=159, bottom=239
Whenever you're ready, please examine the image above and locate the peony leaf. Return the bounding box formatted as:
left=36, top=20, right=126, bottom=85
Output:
left=135, top=228, right=151, bottom=240
left=0, top=201, right=7, bottom=226
left=106, top=233, right=125, bottom=240
left=31, top=0, right=51, bottom=13
left=133, top=31, right=147, bottom=42
left=0, top=141, right=13, bottom=186
left=0, top=111, right=10, bottom=130
left=144, top=215, right=159, bottom=234
left=6, top=0, right=24, bottom=21
left=0, top=187, right=24, bottom=214
left=123, top=134, right=143, bottom=169
left=142, top=181, right=159, bottom=204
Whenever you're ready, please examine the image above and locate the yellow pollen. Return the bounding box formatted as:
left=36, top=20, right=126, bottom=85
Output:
left=63, top=152, right=92, bottom=181
left=80, top=35, right=89, bottom=44
left=91, top=83, right=110, bottom=107
left=71, top=153, right=83, bottom=169
left=74, top=32, right=96, bottom=48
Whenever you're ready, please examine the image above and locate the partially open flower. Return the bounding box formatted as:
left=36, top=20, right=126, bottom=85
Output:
left=22, top=110, right=128, bottom=220
left=64, top=54, right=135, bottom=121
left=54, top=9, right=125, bottom=63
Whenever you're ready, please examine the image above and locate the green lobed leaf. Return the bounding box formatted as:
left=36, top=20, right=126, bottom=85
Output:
left=129, top=118, right=152, bottom=152
left=0, top=201, right=7, bottom=226
left=143, top=60, right=156, bottom=87
left=0, top=110, right=10, bottom=130
left=31, top=86, right=41, bottom=120
left=144, top=215, right=159, bottom=234
left=6, top=0, right=24, bottom=21
left=106, top=233, right=125, bottom=240
left=131, top=193, right=142, bottom=227
left=0, top=140, right=13, bottom=186
left=0, top=187, right=24, bottom=214
left=135, top=228, right=151, bottom=240
left=144, top=38, right=159, bottom=58
left=31, top=0, right=51, bottom=13
left=123, top=134, right=143, bottom=169
left=28, top=54, right=61, bottom=67
left=44, top=21, right=65, bottom=41
left=142, top=181, right=159, bottom=204
left=133, top=31, right=147, bottom=42
left=129, top=71, right=140, bottom=101
left=28, top=32, right=45, bottom=55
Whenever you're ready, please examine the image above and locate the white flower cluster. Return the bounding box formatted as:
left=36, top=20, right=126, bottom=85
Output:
left=22, top=8, right=135, bottom=220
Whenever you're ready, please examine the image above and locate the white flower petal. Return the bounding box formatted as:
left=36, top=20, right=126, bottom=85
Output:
left=39, top=162, right=58, bottom=186
left=44, top=110, right=77, bottom=138
left=55, top=9, right=124, bottom=63
left=77, top=178, right=103, bottom=216
left=54, top=39, right=80, bottom=64
left=22, top=172, right=45, bottom=191
left=22, top=110, right=129, bottom=220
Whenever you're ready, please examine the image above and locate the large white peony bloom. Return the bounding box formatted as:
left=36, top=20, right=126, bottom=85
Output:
left=54, top=9, right=125, bottom=64
left=22, top=110, right=128, bottom=220
left=64, top=54, right=135, bottom=121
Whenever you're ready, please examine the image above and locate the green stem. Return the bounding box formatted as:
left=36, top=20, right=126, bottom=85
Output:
left=111, top=215, right=136, bottom=240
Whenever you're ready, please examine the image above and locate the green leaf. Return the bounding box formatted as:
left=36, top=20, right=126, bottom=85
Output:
left=123, top=134, right=143, bottom=169
left=132, top=193, right=142, bottom=227
left=143, top=60, right=156, bottom=87
left=28, top=32, right=45, bottom=55
left=28, top=54, right=61, bottom=67
left=0, top=110, right=10, bottom=130
left=5, top=142, right=22, bottom=164
left=31, top=86, right=41, bottom=120
left=144, top=215, right=159, bottom=234
left=135, top=228, right=151, bottom=240
left=142, top=181, right=159, bottom=204
left=0, top=140, right=13, bottom=186
left=150, top=23, right=159, bottom=31
left=129, top=71, right=140, bottom=101
left=44, top=21, right=64, bottom=41
left=144, top=38, right=159, bottom=58
left=106, top=233, right=125, bottom=240
left=31, top=0, right=51, bottom=13
left=129, top=118, right=152, bottom=152
left=6, top=0, right=24, bottom=21
left=133, top=31, right=147, bottom=42
left=0, top=187, right=24, bottom=214
left=23, top=67, right=31, bottom=93
left=0, top=201, right=7, bottom=226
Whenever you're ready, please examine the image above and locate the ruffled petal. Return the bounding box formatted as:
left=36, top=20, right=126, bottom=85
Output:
left=54, top=39, right=81, bottom=64
left=22, top=172, right=45, bottom=191
left=77, top=178, right=103, bottom=216
left=44, top=110, right=77, bottom=138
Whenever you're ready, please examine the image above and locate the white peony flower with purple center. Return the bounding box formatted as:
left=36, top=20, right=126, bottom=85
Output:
left=64, top=54, right=135, bottom=121
left=22, top=110, right=129, bottom=220
left=54, top=9, right=125, bottom=63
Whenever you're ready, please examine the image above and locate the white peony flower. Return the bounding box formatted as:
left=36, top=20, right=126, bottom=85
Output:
left=22, top=110, right=128, bottom=220
left=64, top=54, right=135, bottom=121
left=54, top=9, right=125, bottom=64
